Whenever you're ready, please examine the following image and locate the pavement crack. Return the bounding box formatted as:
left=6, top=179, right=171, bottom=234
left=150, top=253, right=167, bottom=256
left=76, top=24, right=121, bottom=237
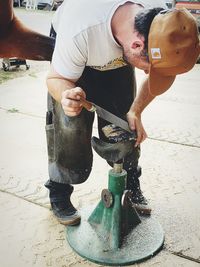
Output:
left=148, top=136, right=200, bottom=149
left=171, top=251, right=200, bottom=264
left=0, top=106, right=44, bottom=119
left=0, top=188, right=49, bottom=209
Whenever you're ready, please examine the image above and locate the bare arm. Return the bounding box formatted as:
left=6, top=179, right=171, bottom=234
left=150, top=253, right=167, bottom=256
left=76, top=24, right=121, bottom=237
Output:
left=127, top=76, right=156, bottom=146
left=46, top=64, right=86, bottom=116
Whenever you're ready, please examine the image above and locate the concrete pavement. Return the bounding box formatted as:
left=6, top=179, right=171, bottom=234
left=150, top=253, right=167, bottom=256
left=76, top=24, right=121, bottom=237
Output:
left=0, top=7, right=200, bottom=267
left=0, top=65, right=200, bottom=267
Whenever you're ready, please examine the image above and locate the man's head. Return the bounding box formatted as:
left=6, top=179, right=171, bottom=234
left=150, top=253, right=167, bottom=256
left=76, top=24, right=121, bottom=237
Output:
left=122, top=8, right=164, bottom=72
left=148, top=8, right=200, bottom=95
left=124, top=7, right=200, bottom=96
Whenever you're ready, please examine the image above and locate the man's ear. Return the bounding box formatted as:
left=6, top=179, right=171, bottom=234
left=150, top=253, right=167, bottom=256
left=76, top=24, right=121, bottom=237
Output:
left=131, top=39, right=145, bottom=52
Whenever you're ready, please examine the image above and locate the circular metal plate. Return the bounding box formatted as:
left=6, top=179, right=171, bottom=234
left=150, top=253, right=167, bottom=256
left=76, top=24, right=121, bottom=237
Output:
left=66, top=206, right=164, bottom=266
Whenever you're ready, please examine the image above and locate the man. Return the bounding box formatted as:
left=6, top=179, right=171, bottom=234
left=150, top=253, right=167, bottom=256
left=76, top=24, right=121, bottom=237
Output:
left=45, top=0, right=200, bottom=225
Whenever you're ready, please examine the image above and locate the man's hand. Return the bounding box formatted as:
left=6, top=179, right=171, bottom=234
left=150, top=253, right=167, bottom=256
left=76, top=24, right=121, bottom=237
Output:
left=126, top=76, right=156, bottom=146
left=61, top=87, right=86, bottom=116
left=126, top=110, right=147, bottom=147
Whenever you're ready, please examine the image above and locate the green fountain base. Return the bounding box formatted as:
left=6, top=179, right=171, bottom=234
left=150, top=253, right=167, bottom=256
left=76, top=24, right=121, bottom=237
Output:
left=66, top=205, right=164, bottom=266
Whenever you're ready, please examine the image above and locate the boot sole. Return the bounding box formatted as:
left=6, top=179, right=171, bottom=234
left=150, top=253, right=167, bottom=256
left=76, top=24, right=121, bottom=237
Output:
left=56, top=214, right=81, bottom=226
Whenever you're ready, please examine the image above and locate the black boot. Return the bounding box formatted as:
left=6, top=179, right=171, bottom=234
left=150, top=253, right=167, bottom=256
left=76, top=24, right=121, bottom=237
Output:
left=45, top=180, right=81, bottom=225
left=126, top=166, right=151, bottom=215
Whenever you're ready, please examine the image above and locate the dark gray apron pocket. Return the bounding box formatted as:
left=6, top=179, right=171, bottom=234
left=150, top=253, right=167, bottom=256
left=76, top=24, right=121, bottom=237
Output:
left=45, top=124, right=55, bottom=162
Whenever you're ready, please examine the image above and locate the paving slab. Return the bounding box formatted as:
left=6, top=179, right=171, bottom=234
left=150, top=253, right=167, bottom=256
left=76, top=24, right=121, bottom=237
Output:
left=141, top=139, right=200, bottom=262
left=0, top=72, right=47, bottom=117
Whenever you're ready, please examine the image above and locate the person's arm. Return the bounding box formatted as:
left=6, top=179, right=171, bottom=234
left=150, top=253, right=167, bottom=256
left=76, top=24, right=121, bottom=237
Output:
left=126, top=76, right=155, bottom=146
left=46, top=64, right=86, bottom=116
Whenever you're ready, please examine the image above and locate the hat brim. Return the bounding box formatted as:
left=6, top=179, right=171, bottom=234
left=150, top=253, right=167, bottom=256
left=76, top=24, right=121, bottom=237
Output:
left=149, top=66, right=176, bottom=96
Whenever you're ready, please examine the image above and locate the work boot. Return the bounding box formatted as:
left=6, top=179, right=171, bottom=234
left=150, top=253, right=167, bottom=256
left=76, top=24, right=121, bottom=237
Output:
left=127, top=166, right=152, bottom=215
left=45, top=180, right=81, bottom=225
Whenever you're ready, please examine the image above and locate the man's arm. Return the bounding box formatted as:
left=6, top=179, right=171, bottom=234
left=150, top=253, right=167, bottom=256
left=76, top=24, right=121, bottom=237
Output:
left=46, top=64, right=86, bottom=116
left=127, top=76, right=156, bottom=146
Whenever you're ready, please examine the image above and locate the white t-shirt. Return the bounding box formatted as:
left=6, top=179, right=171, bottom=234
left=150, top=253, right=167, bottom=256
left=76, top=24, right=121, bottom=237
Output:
left=52, top=0, right=167, bottom=80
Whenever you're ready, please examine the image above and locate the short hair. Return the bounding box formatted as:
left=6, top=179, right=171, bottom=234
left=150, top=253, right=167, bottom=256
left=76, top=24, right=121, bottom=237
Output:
left=134, top=8, right=165, bottom=51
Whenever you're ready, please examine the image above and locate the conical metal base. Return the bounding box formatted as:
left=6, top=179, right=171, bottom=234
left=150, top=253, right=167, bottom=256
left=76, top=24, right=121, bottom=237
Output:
left=66, top=205, right=164, bottom=266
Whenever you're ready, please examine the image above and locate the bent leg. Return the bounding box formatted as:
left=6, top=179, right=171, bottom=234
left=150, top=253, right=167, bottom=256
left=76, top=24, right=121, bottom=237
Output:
left=45, top=70, right=95, bottom=225
left=85, top=65, right=139, bottom=171
left=86, top=65, right=151, bottom=215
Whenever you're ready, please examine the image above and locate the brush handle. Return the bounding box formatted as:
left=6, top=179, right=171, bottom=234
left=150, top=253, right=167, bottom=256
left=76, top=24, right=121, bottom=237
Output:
left=80, top=97, right=96, bottom=112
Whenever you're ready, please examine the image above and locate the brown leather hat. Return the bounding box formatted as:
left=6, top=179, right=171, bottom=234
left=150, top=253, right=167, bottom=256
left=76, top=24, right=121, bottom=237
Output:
left=148, top=8, right=200, bottom=96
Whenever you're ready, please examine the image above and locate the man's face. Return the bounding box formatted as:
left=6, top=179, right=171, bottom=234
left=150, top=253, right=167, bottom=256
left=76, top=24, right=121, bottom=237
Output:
left=123, top=46, right=150, bottom=73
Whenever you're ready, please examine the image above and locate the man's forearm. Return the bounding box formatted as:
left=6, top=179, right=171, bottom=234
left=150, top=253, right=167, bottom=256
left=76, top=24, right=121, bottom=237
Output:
left=46, top=75, right=76, bottom=103
left=130, top=76, right=155, bottom=114
left=46, top=65, right=86, bottom=117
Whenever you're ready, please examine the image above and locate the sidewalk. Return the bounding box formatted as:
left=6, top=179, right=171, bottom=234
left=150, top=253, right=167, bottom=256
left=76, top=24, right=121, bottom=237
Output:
left=0, top=64, right=200, bottom=267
